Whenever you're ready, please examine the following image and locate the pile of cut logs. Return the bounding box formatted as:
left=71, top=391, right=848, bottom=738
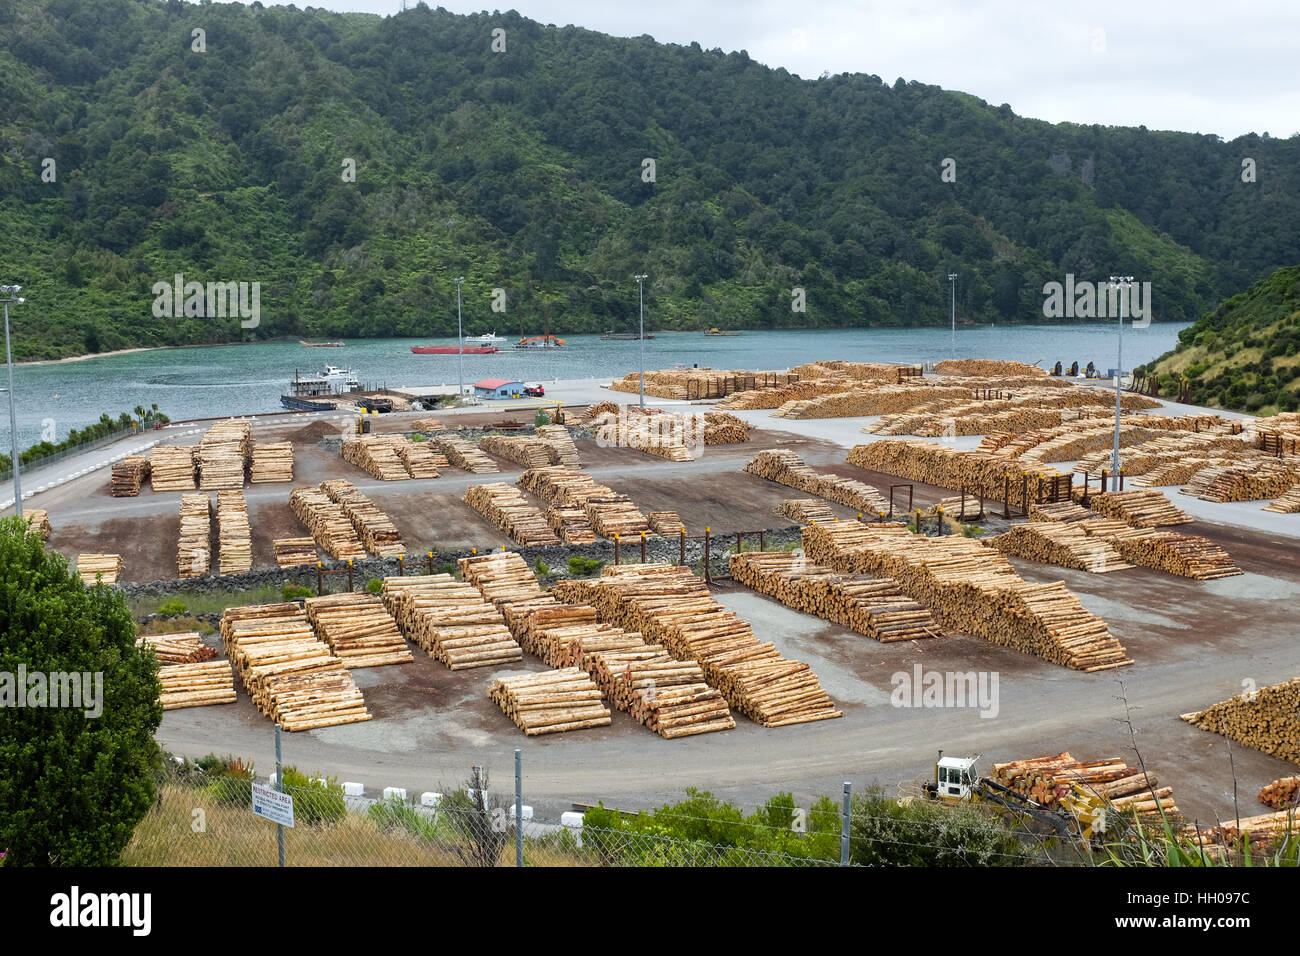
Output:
left=730, top=551, right=944, bottom=642
left=458, top=552, right=561, bottom=641
left=535, top=424, right=582, bottom=467
left=150, top=446, right=198, bottom=492
left=464, top=483, right=561, bottom=547
left=847, top=440, right=1060, bottom=510
left=1071, top=518, right=1242, bottom=580
left=746, top=450, right=890, bottom=514
left=1257, top=776, right=1300, bottom=810
left=342, top=435, right=411, bottom=480
left=991, top=752, right=1178, bottom=818
left=250, top=442, right=294, bottom=482
left=397, top=437, right=444, bottom=478
left=606, top=651, right=734, bottom=737
left=488, top=669, right=612, bottom=735
left=584, top=494, right=652, bottom=539
left=216, top=490, right=253, bottom=574
left=289, top=487, right=367, bottom=560
left=303, top=592, right=413, bottom=668
left=588, top=408, right=696, bottom=461
left=136, top=631, right=217, bottom=664
left=434, top=435, right=500, bottom=473
left=648, top=511, right=685, bottom=535
left=517, top=467, right=611, bottom=504
left=382, top=574, right=522, bottom=669
left=410, top=417, right=447, bottom=431
left=273, top=537, right=318, bottom=568
left=177, top=493, right=212, bottom=578
left=1180, top=677, right=1300, bottom=763
left=25, top=509, right=51, bottom=540
left=772, top=385, right=970, bottom=420
left=1181, top=460, right=1300, bottom=503
left=1088, top=489, right=1191, bottom=527
left=110, top=455, right=151, bottom=496
left=320, top=479, right=405, bottom=557
left=801, top=521, right=1132, bottom=671
left=779, top=498, right=836, bottom=524
left=546, top=504, right=597, bottom=544
left=221, top=602, right=371, bottom=731
left=935, top=359, right=1046, bottom=378
left=1263, top=483, right=1300, bottom=513
left=198, top=420, right=251, bottom=490
left=991, top=522, right=1133, bottom=573
left=479, top=434, right=561, bottom=469
left=158, top=660, right=238, bottom=710
left=78, top=553, right=123, bottom=585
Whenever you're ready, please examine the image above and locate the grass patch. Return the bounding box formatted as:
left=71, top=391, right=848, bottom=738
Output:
left=129, top=585, right=284, bottom=618
left=136, top=614, right=216, bottom=636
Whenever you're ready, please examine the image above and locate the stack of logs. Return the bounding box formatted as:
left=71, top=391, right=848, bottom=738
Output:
left=802, top=521, right=1132, bottom=671
left=730, top=551, right=944, bottom=642
left=273, top=537, right=318, bottom=568
left=303, top=592, right=413, bottom=667
left=78, top=553, right=123, bottom=585
left=381, top=575, right=522, bottom=669
left=1262, top=484, right=1300, bottom=513
left=136, top=631, right=217, bottom=663
left=177, top=493, right=212, bottom=578
left=198, top=419, right=251, bottom=490
left=991, top=752, right=1178, bottom=819
left=320, top=479, right=405, bottom=556
left=935, top=359, right=1046, bottom=378
left=157, top=660, right=238, bottom=710
left=151, top=446, right=198, bottom=492
left=221, top=602, right=371, bottom=731
left=397, top=437, right=445, bottom=478
left=342, top=435, right=411, bottom=480
left=110, top=455, right=151, bottom=496
left=1181, top=460, right=1300, bottom=503
left=847, top=440, right=1060, bottom=511
left=1180, top=678, right=1300, bottom=763
left=779, top=498, right=836, bottom=524
left=1088, top=489, right=1192, bottom=527
left=1258, top=776, right=1300, bottom=810
left=488, top=669, right=612, bottom=735
left=746, top=450, right=890, bottom=514
left=546, top=505, right=597, bottom=544
left=434, top=435, right=499, bottom=473
left=991, top=522, right=1133, bottom=573
left=648, top=511, right=686, bottom=535
left=464, top=482, right=562, bottom=547
left=479, top=434, right=562, bottom=469
left=459, top=552, right=561, bottom=640
left=289, top=487, right=367, bottom=560
left=250, top=442, right=294, bottom=482
left=25, top=509, right=51, bottom=540
left=216, top=490, right=253, bottom=574
left=535, top=424, right=582, bottom=467
left=411, top=417, right=447, bottom=431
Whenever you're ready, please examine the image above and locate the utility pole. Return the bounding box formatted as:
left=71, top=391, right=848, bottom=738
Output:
left=947, top=273, right=957, bottom=356
left=455, top=276, right=465, bottom=404
left=634, top=274, right=648, bottom=408
left=1, top=285, right=24, bottom=517
left=1108, top=276, right=1133, bottom=475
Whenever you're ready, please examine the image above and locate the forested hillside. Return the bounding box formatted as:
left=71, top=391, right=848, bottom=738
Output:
left=1, top=0, right=1297, bottom=359
left=1143, top=265, right=1300, bottom=413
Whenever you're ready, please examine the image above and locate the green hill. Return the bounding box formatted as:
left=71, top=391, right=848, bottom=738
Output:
left=0, top=0, right=1298, bottom=359
left=1142, top=265, right=1300, bottom=413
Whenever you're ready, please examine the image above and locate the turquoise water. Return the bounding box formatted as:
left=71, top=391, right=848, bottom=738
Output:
left=1, top=323, right=1189, bottom=449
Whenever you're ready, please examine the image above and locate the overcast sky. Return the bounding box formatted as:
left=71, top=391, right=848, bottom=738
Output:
left=238, top=1, right=1296, bottom=139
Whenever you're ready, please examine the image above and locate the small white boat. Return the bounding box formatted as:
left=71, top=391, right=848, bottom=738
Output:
left=320, top=364, right=359, bottom=389
left=465, top=331, right=505, bottom=344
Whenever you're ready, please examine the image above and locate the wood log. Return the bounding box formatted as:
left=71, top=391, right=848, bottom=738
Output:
left=177, top=493, right=212, bottom=578
left=273, top=537, right=318, bottom=568
left=24, top=509, right=51, bottom=540
left=1258, top=776, right=1300, bottom=810
left=320, top=479, right=406, bottom=557
left=150, top=445, right=198, bottom=492
left=746, top=450, right=890, bottom=514
left=250, top=442, right=294, bottom=483
left=136, top=631, right=217, bottom=664
left=304, top=591, right=413, bottom=668
left=488, top=668, right=611, bottom=735
left=217, top=489, right=253, bottom=574
left=463, top=483, right=561, bottom=547
left=381, top=574, right=521, bottom=669
left=434, top=435, right=499, bottom=473
left=109, top=455, right=150, bottom=496
left=158, top=659, right=237, bottom=709
left=1181, top=678, right=1300, bottom=763
left=289, top=487, right=367, bottom=560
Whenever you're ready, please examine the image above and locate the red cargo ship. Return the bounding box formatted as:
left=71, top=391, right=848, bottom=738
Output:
left=410, top=345, right=499, bottom=354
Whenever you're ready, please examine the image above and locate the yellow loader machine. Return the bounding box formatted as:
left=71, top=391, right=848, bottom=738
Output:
left=924, top=752, right=1107, bottom=844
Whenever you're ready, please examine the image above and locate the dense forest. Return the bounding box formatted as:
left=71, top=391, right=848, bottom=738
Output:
left=1, top=0, right=1298, bottom=359
left=1142, top=265, right=1300, bottom=414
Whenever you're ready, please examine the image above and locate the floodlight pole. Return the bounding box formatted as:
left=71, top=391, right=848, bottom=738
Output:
left=947, top=273, right=957, bottom=356
left=1, top=286, right=24, bottom=517
left=455, top=276, right=465, bottom=404
left=1108, top=276, right=1133, bottom=475
left=634, top=274, right=648, bottom=408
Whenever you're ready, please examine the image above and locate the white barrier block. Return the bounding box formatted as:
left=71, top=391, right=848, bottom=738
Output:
left=420, top=792, right=443, bottom=807
left=382, top=786, right=407, bottom=802
left=343, top=781, right=364, bottom=796
left=508, top=804, right=534, bottom=822
left=559, top=811, right=584, bottom=828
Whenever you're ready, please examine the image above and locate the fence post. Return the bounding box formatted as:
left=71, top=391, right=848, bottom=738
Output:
left=703, top=527, right=711, bottom=584
left=640, top=532, right=646, bottom=564
left=316, top=562, right=322, bottom=596
left=679, top=529, right=685, bottom=567
left=347, top=559, right=354, bottom=592
left=735, top=531, right=742, bottom=556
left=275, top=724, right=286, bottom=868
left=428, top=551, right=434, bottom=574
left=614, top=534, right=620, bottom=565
left=515, top=748, right=523, bottom=868
left=840, top=781, right=851, bottom=866
left=397, top=555, right=404, bottom=576
left=758, top=530, right=765, bottom=552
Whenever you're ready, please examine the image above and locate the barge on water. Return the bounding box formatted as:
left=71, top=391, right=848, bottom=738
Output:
left=411, top=345, right=500, bottom=354
left=282, top=370, right=341, bottom=411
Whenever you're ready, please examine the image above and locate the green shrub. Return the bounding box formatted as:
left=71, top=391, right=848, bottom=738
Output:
left=195, top=754, right=256, bottom=808
left=534, top=558, right=550, bottom=577
left=157, top=597, right=188, bottom=616
left=534, top=410, right=550, bottom=426
left=366, top=578, right=384, bottom=594
left=281, top=767, right=346, bottom=827
left=368, top=797, right=441, bottom=842
left=409, top=433, right=427, bottom=442
left=281, top=582, right=314, bottom=601
left=567, top=556, right=605, bottom=576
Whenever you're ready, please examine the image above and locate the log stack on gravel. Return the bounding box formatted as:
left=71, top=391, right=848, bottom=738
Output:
left=157, top=660, right=238, bottom=710
left=381, top=574, right=522, bottom=669
left=396, top=437, right=444, bottom=477
left=250, top=442, right=294, bottom=483
left=702, top=410, right=752, bottom=445
left=24, top=509, right=51, bottom=540
left=320, top=479, right=406, bottom=557
left=517, top=467, right=612, bottom=504
left=1258, top=776, right=1300, bottom=810
left=289, top=487, right=367, bottom=560
left=848, top=440, right=1063, bottom=510
left=1180, top=678, right=1300, bottom=763
left=464, top=482, right=562, bottom=547
left=479, top=434, right=560, bottom=469
left=303, top=592, right=413, bottom=668
left=991, top=522, right=1133, bottom=573
left=588, top=408, right=697, bottom=461
left=746, top=450, right=891, bottom=514
left=220, top=602, right=371, bottom=731
left=730, top=551, right=944, bottom=642
left=411, top=417, right=447, bottom=431
left=273, top=537, right=318, bottom=568
left=1073, top=519, right=1242, bottom=580
left=546, top=504, right=598, bottom=544
left=1088, top=489, right=1192, bottom=527
left=198, top=420, right=251, bottom=491
left=177, top=493, right=212, bottom=578
left=150, top=446, right=198, bottom=492
left=991, top=753, right=1179, bottom=819
left=434, top=435, right=500, bottom=473
left=647, top=511, right=686, bottom=535
left=110, top=455, right=151, bottom=496
left=77, top=553, right=123, bottom=585
left=517, top=604, right=626, bottom=662
left=535, top=424, right=582, bottom=468
left=607, top=652, right=735, bottom=738
left=607, top=368, right=792, bottom=401
left=778, top=499, right=837, bottom=524
left=136, top=632, right=217, bottom=664
left=1181, top=460, right=1300, bottom=503
left=802, top=521, right=1131, bottom=670
left=458, top=551, right=563, bottom=640
left=216, top=490, right=253, bottom=574
left=488, top=668, right=612, bottom=735
left=584, top=494, right=652, bottom=539
left=342, top=435, right=411, bottom=480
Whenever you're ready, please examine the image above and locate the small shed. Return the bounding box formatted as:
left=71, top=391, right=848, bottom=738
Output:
left=473, top=378, right=525, bottom=400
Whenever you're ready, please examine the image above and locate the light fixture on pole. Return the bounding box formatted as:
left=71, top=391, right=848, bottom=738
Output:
left=947, top=273, right=957, bottom=356
left=455, top=276, right=465, bottom=403
left=1107, top=276, right=1134, bottom=475
left=1, top=285, right=25, bottom=517
left=634, top=274, right=648, bottom=409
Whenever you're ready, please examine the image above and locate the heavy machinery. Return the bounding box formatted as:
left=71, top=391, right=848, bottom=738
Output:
left=923, top=752, right=1108, bottom=843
